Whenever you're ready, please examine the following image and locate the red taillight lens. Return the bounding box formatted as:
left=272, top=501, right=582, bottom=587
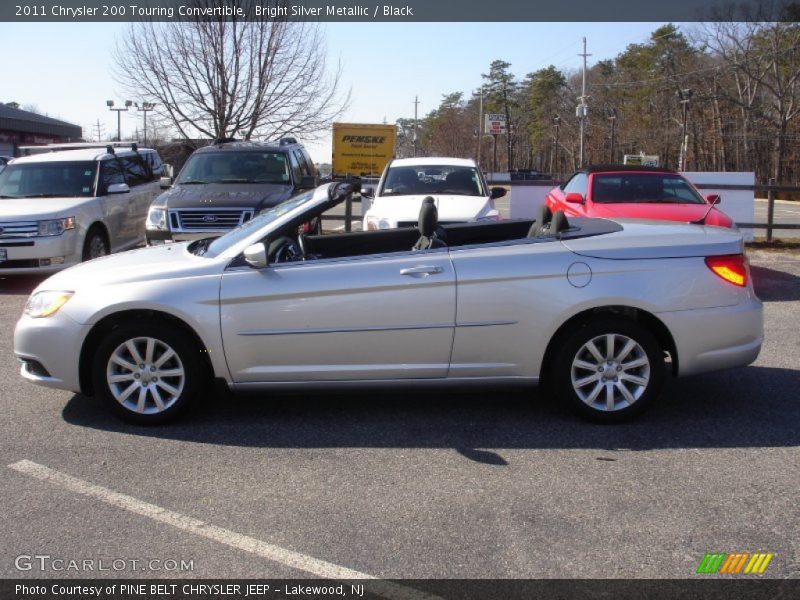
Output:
left=705, top=254, right=747, bottom=287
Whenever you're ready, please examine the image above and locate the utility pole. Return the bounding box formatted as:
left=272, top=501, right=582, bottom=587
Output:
left=577, top=37, right=591, bottom=167
left=476, top=86, right=484, bottom=168
left=608, top=108, right=617, bottom=163
left=413, top=95, right=420, bottom=157
left=551, top=115, right=561, bottom=178
left=677, top=89, right=693, bottom=171
left=92, top=119, right=105, bottom=143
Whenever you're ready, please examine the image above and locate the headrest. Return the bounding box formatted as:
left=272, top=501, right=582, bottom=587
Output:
left=527, top=204, right=553, bottom=237
left=418, top=197, right=438, bottom=237
left=550, top=210, right=570, bottom=234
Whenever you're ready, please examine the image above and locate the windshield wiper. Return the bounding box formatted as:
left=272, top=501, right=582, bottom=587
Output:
left=177, top=180, right=208, bottom=185
left=218, top=178, right=255, bottom=183
left=19, top=194, right=64, bottom=198
left=190, top=237, right=214, bottom=256
left=0, top=195, right=20, bottom=199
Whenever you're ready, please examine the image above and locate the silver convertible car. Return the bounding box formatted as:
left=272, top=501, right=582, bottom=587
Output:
left=14, top=183, right=762, bottom=424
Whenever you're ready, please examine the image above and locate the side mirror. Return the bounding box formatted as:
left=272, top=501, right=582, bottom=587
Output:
left=490, top=186, right=507, bottom=200
left=159, top=176, right=173, bottom=190
left=565, top=192, right=585, bottom=204
left=107, top=183, right=130, bottom=194
left=299, top=175, right=316, bottom=190
left=164, top=164, right=174, bottom=178
left=360, top=185, right=374, bottom=198
left=706, top=194, right=721, bottom=205
left=243, top=243, right=268, bottom=269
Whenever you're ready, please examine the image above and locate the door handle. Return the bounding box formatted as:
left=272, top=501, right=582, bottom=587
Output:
left=400, top=265, right=444, bottom=276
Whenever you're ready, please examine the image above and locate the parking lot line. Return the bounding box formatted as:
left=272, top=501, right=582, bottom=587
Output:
left=8, top=460, right=441, bottom=600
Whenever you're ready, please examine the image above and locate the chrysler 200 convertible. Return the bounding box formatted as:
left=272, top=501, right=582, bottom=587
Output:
left=14, top=183, right=763, bottom=424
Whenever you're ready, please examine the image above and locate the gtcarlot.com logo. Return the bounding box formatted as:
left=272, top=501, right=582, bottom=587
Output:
left=696, top=552, right=774, bottom=575
left=15, top=554, right=194, bottom=572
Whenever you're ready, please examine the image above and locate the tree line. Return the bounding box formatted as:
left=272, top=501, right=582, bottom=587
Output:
left=397, top=22, right=800, bottom=184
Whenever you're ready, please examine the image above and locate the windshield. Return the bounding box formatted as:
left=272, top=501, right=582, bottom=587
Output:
left=175, top=151, right=291, bottom=185
left=380, top=165, right=485, bottom=197
left=0, top=161, right=97, bottom=199
left=592, top=173, right=705, bottom=204
left=198, top=190, right=315, bottom=258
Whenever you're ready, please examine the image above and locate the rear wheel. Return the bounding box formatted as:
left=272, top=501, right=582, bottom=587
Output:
left=552, top=318, right=664, bottom=423
left=82, top=227, right=109, bottom=261
left=91, top=321, right=203, bottom=424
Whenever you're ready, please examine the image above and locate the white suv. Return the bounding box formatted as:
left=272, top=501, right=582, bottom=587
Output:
left=363, top=157, right=505, bottom=230
left=0, top=143, right=164, bottom=274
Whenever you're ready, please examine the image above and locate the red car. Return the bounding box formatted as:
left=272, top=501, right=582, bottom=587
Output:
left=545, top=166, right=734, bottom=228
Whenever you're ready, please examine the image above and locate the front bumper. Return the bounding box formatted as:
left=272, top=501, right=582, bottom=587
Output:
left=14, top=309, right=86, bottom=393
left=658, top=295, right=763, bottom=377
left=0, top=231, right=81, bottom=274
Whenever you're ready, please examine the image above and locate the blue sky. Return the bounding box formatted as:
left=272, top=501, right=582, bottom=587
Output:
left=1, top=21, right=666, bottom=162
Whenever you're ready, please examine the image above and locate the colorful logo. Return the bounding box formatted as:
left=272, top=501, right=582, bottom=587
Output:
left=696, top=552, right=774, bottom=575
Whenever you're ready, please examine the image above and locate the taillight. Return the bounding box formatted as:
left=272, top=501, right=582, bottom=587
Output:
left=705, top=254, right=747, bottom=287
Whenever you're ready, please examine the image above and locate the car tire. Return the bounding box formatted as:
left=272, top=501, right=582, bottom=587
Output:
left=82, top=227, right=109, bottom=261
left=91, top=321, right=203, bottom=424
left=551, top=318, right=664, bottom=423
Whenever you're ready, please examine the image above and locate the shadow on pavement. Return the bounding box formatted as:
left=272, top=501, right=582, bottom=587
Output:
left=62, top=365, right=800, bottom=456
left=0, top=275, right=46, bottom=295
left=751, top=265, right=800, bottom=302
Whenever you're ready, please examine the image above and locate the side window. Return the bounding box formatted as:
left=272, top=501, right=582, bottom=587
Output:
left=287, top=151, right=302, bottom=184
left=100, top=159, right=125, bottom=192
left=563, top=173, right=588, bottom=196
left=118, top=156, right=150, bottom=187
left=301, top=149, right=316, bottom=177
left=293, top=150, right=310, bottom=177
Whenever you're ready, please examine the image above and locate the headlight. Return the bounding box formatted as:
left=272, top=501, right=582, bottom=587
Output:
left=146, top=207, right=168, bottom=231
left=24, top=291, right=74, bottom=318
left=37, top=217, right=75, bottom=236
left=366, top=217, right=392, bottom=231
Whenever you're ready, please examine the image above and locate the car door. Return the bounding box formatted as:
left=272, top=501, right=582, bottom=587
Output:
left=220, top=248, right=456, bottom=382
left=448, top=238, right=576, bottom=379
left=98, top=158, right=128, bottom=250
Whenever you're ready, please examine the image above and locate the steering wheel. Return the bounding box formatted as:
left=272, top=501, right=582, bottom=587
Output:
left=269, top=236, right=303, bottom=263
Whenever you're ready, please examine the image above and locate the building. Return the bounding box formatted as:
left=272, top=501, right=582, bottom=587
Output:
left=0, top=102, right=82, bottom=156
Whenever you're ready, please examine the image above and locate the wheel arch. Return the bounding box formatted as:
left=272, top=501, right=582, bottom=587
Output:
left=540, top=305, right=678, bottom=386
left=83, top=221, right=111, bottom=253
left=78, top=309, right=213, bottom=396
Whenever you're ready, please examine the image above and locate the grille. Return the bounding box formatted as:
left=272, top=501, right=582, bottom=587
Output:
left=169, top=209, right=254, bottom=232
left=0, top=221, right=38, bottom=238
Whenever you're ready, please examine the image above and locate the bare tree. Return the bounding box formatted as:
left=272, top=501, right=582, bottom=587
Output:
left=113, top=0, right=349, bottom=142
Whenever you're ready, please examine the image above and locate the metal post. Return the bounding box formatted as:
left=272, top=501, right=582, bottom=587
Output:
left=767, top=177, right=776, bottom=242
left=677, top=89, right=693, bottom=171
left=608, top=109, right=617, bottom=163
left=413, top=95, right=419, bottom=158
left=492, top=134, right=498, bottom=176
left=344, top=194, right=353, bottom=232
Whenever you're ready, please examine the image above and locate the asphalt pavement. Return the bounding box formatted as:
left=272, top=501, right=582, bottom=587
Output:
left=0, top=249, right=798, bottom=582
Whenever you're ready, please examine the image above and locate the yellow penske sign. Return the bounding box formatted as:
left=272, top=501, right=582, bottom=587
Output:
left=332, top=123, right=396, bottom=178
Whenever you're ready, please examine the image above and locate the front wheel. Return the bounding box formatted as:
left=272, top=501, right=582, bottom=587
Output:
left=551, top=318, right=665, bottom=423
left=82, top=228, right=109, bottom=261
left=91, top=321, right=203, bottom=424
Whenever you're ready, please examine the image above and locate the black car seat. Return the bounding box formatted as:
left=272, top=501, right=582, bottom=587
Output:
left=528, top=204, right=553, bottom=237
left=413, top=197, right=447, bottom=250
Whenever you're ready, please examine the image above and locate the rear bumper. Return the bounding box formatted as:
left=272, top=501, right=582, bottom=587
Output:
left=658, top=296, right=763, bottom=377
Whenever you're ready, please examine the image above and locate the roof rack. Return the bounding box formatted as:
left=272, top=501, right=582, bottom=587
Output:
left=19, top=141, right=143, bottom=154
left=279, top=137, right=298, bottom=145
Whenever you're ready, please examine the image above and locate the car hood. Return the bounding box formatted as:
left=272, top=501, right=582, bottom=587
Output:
left=35, top=243, right=222, bottom=293
left=370, top=195, right=492, bottom=222
left=587, top=202, right=733, bottom=227
left=154, top=183, right=294, bottom=211
left=562, top=218, right=743, bottom=259
left=0, top=197, right=92, bottom=220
